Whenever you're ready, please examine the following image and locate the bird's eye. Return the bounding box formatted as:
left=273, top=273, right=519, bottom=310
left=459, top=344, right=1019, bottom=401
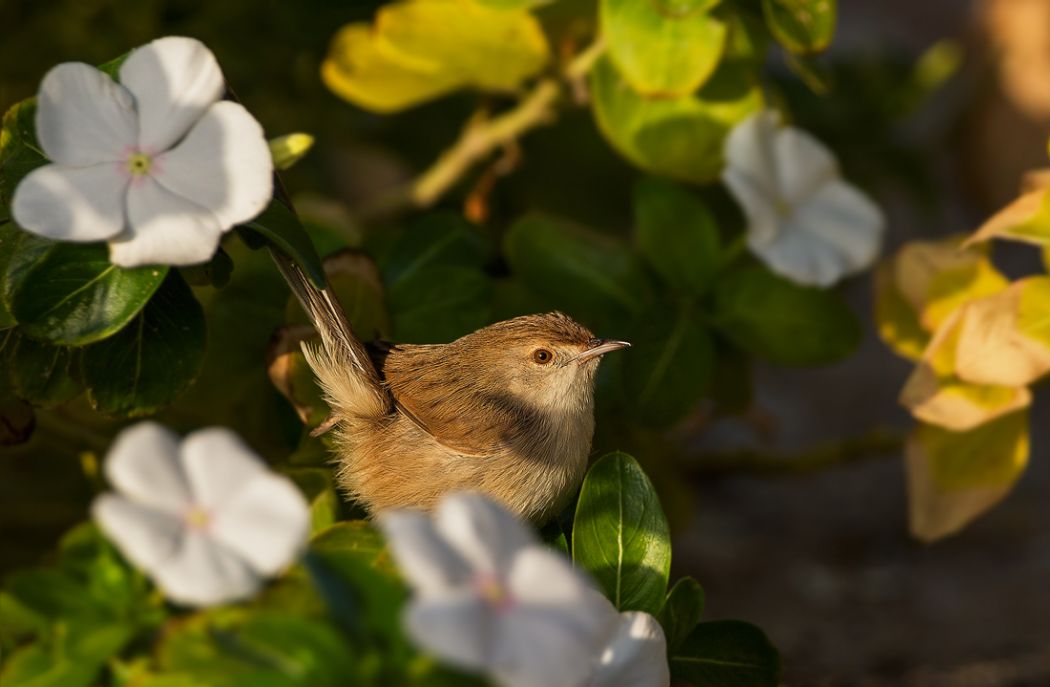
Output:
left=532, top=348, right=553, bottom=365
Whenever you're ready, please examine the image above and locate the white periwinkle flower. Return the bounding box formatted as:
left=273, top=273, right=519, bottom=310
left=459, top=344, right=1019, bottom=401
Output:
left=722, top=110, right=885, bottom=287
left=378, top=492, right=669, bottom=687
left=12, top=36, right=273, bottom=267
left=92, top=422, right=310, bottom=607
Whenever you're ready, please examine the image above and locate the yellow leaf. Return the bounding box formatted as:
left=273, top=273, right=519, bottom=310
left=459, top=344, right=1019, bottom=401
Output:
left=954, top=277, right=1050, bottom=387
left=900, top=307, right=1030, bottom=431
left=964, top=188, right=1050, bottom=247
left=906, top=411, right=1029, bottom=542
left=322, top=0, right=549, bottom=113
left=874, top=261, right=928, bottom=361
left=893, top=237, right=1007, bottom=331
left=876, top=237, right=1007, bottom=361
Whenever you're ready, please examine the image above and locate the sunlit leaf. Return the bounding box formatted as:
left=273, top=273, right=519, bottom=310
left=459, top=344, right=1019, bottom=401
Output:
left=670, top=620, right=781, bottom=687
left=953, top=277, right=1050, bottom=387
left=590, top=55, right=763, bottom=184
left=602, top=0, right=728, bottom=97
left=573, top=451, right=671, bottom=615
left=322, top=0, right=548, bottom=113
left=900, top=307, right=1030, bottom=431
left=965, top=188, right=1050, bottom=247
left=4, top=236, right=167, bottom=346
left=285, top=468, right=340, bottom=533
left=761, top=0, right=836, bottom=54
left=906, top=411, right=1029, bottom=542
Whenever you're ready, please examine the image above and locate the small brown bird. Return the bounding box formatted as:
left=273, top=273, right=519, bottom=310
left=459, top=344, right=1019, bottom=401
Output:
left=272, top=251, right=629, bottom=522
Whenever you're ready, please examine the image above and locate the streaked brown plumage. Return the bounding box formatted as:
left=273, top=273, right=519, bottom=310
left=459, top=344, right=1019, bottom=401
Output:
left=271, top=250, right=628, bottom=522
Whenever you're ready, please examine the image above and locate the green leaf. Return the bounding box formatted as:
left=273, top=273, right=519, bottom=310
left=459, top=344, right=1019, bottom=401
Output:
left=382, top=211, right=489, bottom=285
left=621, top=303, right=713, bottom=427
left=242, top=198, right=326, bottom=289
left=633, top=177, right=721, bottom=295
left=671, top=620, right=781, bottom=687
left=285, top=468, right=340, bottom=533
left=81, top=272, right=205, bottom=418
left=602, top=0, right=727, bottom=97
left=572, top=451, right=671, bottom=614
left=761, top=0, right=836, bottom=54
left=179, top=247, right=234, bottom=289
left=8, top=334, right=82, bottom=407
left=504, top=214, right=653, bottom=327
left=712, top=266, right=861, bottom=366
left=658, top=576, right=706, bottom=653
left=0, top=99, right=47, bottom=211
left=5, top=237, right=167, bottom=346
left=0, top=222, right=23, bottom=328
left=309, top=521, right=407, bottom=640
left=388, top=265, right=492, bottom=344
left=0, top=640, right=107, bottom=687
left=590, top=55, right=764, bottom=184
left=156, top=610, right=359, bottom=686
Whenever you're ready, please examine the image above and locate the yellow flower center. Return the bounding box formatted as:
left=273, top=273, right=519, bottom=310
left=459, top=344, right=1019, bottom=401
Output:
left=475, top=574, right=513, bottom=611
left=126, top=152, right=152, bottom=176
left=184, top=506, right=211, bottom=530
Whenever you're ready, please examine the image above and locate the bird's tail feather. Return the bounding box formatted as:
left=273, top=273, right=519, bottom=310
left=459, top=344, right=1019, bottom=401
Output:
left=269, top=248, right=389, bottom=420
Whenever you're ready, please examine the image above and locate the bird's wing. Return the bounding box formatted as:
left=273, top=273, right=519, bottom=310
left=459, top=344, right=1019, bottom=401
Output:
left=377, top=345, right=537, bottom=457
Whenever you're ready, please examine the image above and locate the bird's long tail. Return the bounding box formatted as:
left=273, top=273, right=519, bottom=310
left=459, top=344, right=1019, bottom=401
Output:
left=269, top=248, right=389, bottom=421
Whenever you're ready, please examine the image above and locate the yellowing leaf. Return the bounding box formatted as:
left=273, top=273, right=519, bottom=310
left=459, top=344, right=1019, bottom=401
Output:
left=954, top=277, right=1050, bottom=387
left=906, top=412, right=1029, bottom=542
left=590, top=55, right=763, bottom=184
left=874, top=261, right=928, bottom=361
left=900, top=308, right=1030, bottom=431
left=323, top=0, right=549, bottom=113
left=877, top=237, right=1007, bottom=361
left=602, top=0, right=728, bottom=97
left=964, top=188, right=1050, bottom=247
left=893, top=237, right=1007, bottom=332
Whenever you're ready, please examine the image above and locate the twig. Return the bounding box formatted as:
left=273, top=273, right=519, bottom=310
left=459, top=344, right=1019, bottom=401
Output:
left=681, top=428, right=904, bottom=478
left=356, top=38, right=606, bottom=221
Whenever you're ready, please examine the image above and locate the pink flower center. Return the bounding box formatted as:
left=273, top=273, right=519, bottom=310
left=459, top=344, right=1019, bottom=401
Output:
left=473, top=573, right=514, bottom=612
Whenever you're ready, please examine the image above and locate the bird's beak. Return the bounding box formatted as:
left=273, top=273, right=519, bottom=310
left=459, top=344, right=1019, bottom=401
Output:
left=573, top=338, right=631, bottom=365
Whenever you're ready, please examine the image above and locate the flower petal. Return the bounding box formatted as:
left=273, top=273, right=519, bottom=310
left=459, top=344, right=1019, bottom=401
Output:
left=723, top=110, right=780, bottom=203
left=751, top=226, right=846, bottom=287
left=404, top=593, right=492, bottom=673
left=507, top=547, right=592, bottom=607
left=119, top=36, right=225, bottom=153
left=156, top=101, right=273, bottom=228
left=435, top=493, right=536, bottom=576
left=378, top=509, right=472, bottom=596
left=492, top=604, right=603, bottom=687
left=111, top=176, right=222, bottom=267
left=209, top=473, right=310, bottom=576
left=92, top=494, right=184, bottom=573
left=103, top=421, right=192, bottom=513
left=12, top=163, right=128, bottom=242
left=152, top=530, right=260, bottom=607
left=772, top=126, right=838, bottom=204
left=794, top=179, right=885, bottom=269
left=756, top=179, right=885, bottom=287
left=35, top=62, right=137, bottom=165
left=590, top=612, right=669, bottom=687
left=724, top=169, right=780, bottom=247
left=178, top=427, right=268, bottom=509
